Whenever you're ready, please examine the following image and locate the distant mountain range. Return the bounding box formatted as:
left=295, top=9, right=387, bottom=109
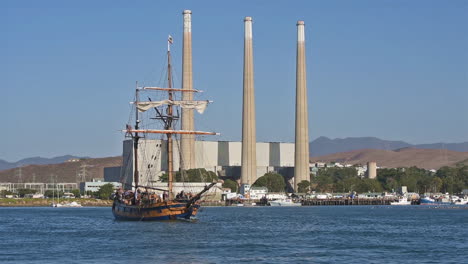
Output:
left=0, top=155, right=88, bottom=171
left=0, top=156, right=121, bottom=183
left=310, top=148, right=468, bottom=169
left=309, top=137, right=468, bottom=157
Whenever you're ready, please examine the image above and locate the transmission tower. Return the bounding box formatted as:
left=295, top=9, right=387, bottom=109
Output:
left=77, top=164, right=93, bottom=183
left=16, top=166, right=23, bottom=184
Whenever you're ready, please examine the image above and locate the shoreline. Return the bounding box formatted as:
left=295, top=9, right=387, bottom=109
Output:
left=0, top=198, right=113, bottom=207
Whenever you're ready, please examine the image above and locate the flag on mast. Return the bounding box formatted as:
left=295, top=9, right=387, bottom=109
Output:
left=167, top=35, right=173, bottom=51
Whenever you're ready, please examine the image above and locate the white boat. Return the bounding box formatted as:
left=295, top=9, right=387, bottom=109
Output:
left=269, top=199, right=302, bottom=207
left=390, top=197, right=411, bottom=206
left=52, top=201, right=82, bottom=207
left=63, top=201, right=82, bottom=207
left=452, top=197, right=468, bottom=205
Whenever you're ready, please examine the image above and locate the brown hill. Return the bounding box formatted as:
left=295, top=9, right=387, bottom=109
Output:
left=0, top=156, right=122, bottom=184
left=2, top=148, right=467, bottom=183
left=310, top=148, right=468, bottom=169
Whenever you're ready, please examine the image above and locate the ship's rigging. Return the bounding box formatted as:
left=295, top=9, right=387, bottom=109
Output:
left=112, top=32, right=219, bottom=221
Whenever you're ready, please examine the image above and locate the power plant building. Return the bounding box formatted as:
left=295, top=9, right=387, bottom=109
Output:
left=120, top=139, right=295, bottom=187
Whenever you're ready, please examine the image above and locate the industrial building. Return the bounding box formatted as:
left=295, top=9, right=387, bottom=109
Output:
left=120, top=139, right=297, bottom=187
left=79, top=178, right=121, bottom=193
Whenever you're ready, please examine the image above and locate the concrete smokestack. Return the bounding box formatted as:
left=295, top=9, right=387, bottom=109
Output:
left=367, top=162, right=377, bottom=179
left=181, top=10, right=195, bottom=170
left=294, top=21, right=310, bottom=191
left=241, top=17, right=257, bottom=185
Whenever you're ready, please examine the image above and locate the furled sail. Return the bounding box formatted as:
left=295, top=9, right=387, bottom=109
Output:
left=136, top=100, right=210, bottom=114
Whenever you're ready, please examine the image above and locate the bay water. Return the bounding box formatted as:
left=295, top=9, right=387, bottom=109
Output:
left=1, top=206, right=466, bottom=263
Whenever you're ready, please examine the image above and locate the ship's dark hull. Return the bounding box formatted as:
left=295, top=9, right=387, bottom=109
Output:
left=112, top=200, right=200, bottom=221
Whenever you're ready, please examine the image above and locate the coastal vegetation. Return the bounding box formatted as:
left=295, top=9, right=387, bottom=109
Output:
left=159, top=168, right=218, bottom=182
left=0, top=197, right=112, bottom=207
left=218, top=164, right=467, bottom=194
left=252, top=172, right=286, bottom=192
left=222, top=179, right=238, bottom=192
left=297, top=180, right=311, bottom=193
left=310, top=165, right=467, bottom=194
left=95, top=183, right=115, bottom=200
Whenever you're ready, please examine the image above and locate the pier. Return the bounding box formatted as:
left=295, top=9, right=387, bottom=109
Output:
left=302, top=198, right=395, bottom=206
left=224, top=198, right=421, bottom=206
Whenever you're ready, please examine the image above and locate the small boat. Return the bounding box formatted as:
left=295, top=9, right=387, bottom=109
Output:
left=62, top=201, right=82, bottom=207
left=420, top=196, right=436, bottom=205
left=269, top=199, right=302, bottom=207
left=52, top=201, right=82, bottom=207
left=452, top=197, right=468, bottom=205
left=390, top=196, right=411, bottom=205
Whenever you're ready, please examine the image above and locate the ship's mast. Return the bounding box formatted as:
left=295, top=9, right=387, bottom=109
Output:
left=134, top=81, right=140, bottom=190
left=167, top=41, right=174, bottom=200
left=125, top=38, right=218, bottom=198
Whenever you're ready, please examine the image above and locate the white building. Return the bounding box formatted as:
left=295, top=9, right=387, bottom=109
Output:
left=79, top=179, right=121, bottom=193
left=266, top=193, right=287, bottom=200
left=249, top=187, right=268, bottom=199
left=356, top=166, right=367, bottom=177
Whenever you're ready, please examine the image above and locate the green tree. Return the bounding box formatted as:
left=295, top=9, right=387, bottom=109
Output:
left=96, top=183, right=115, bottom=200
left=297, top=180, right=311, bottom=193
left=376, top=168, right=403, bottom=191
left=70, top=189, right=81, bottom=198
left=430, top=177, right=443, bottom=193
left=311, top=173, right=334, bottom=192
left=17, top=189, right=37, bottom=197
left=252, top=172, right=286, bottom=192
left=159, top=169, right=218, bottom=183
left=436, top=166, right=466, bottom=193
left=0, top=190, right=14, bottom=197
left=44, top=190, right=54, bottom=198
left=159, top=173, right=168, bottom=182
left=355, top=179, right=383, bottom=193
left=338, top=177, right=361, bottom=193
left=222, top=179, right=238, bottom=193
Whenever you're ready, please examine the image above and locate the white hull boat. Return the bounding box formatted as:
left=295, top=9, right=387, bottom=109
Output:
left=52, top=201, right=82, bottom=207
left=452, top=197, right=468, bottom=205
left=269, top=199, right=302, bottom=207
left=391, top=197, right=411, bottom=205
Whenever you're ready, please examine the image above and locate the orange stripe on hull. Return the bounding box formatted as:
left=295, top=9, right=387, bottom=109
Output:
left=112, top=201, right=199, bottom=221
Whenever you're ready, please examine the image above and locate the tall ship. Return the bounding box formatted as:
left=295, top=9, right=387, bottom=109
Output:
left=112, top=11, right=219, bottom=221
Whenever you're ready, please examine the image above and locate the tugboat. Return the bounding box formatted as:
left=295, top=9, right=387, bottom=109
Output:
left=112, top=12, right=218, bottom=221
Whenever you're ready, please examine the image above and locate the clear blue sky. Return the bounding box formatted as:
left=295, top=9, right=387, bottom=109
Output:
left=2, top=0, right=467, bottom=162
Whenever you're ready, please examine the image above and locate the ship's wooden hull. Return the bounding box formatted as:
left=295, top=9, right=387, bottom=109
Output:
left=112, top=200, right=200, bottom=221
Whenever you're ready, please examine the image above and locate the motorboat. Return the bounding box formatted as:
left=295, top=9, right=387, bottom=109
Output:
left=452, top=197, right=468, bottom=205
left=52, top=201, right=82, bottom=207
left=420, top=196, right=436, bottom=205
left=390, top=197, right=411, bottom=205
left=269, top=199, right=302, bottom=207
